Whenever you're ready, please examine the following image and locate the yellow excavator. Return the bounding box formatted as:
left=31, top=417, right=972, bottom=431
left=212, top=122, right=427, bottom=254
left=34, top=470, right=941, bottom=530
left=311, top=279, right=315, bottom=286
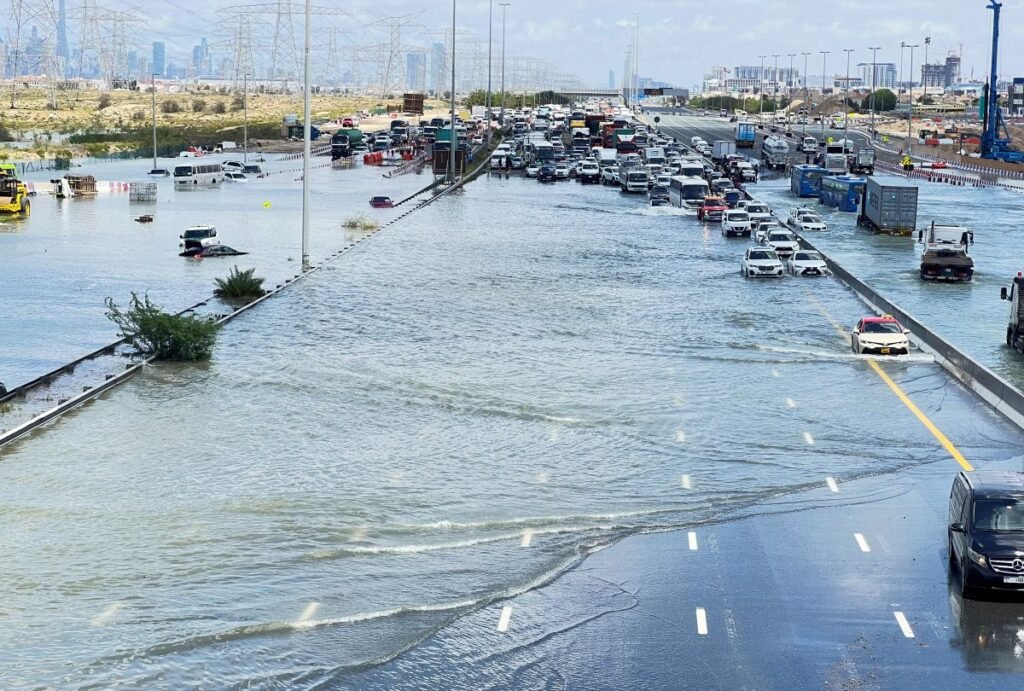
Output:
left=0, top=164, right=31, bottom=216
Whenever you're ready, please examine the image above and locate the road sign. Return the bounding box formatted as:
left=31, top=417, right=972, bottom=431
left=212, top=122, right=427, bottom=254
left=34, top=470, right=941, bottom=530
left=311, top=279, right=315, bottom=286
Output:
left=654, top=116, right=661, bottom=123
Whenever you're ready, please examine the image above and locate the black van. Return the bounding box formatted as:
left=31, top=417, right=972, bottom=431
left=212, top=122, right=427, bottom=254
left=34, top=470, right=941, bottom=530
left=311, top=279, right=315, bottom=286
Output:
left=948, top=471, right=1024, bottom=597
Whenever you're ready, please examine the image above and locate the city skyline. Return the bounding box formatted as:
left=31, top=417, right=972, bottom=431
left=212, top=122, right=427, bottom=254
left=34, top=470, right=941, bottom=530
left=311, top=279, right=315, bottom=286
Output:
left=0, top=0, right=1020, bottom=88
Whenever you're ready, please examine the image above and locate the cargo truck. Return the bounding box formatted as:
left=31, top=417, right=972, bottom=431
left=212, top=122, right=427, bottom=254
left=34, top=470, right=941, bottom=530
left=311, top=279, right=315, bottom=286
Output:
left=735, top=122, right=756, bottom=148
left=918, top=222, right=974, bottom=281
left=848, top=147, right=875, bottom=175
left=1001, top=273, right=1024, bottom=353
left=712, top=140, right=737, bottom=161
left=858, top=178, right=918, bottom=236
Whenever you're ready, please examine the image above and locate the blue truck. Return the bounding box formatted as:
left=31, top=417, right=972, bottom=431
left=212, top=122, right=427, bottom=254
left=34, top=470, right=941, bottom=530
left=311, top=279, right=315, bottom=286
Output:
left=735, top=122, right=756, bottom=148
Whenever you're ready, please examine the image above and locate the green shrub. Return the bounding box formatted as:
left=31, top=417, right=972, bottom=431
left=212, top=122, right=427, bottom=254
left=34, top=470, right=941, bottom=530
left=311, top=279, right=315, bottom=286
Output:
left=212, top=101, right=227, bottom=114
left=214, top=266, right=266, bottom=301
left=160, top=100, right=182, bottom=114
left=105, top=293, right=219, bottom=361
left=192, top=98, right=206, bottom=113
left=97, top=93, right=112, bottom=109
left=230, top=95, right=245, bottom=111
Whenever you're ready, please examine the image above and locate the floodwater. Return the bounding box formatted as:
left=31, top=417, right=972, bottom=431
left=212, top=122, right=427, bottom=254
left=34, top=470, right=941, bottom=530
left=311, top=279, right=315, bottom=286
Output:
left=752, top=173, right=1024, bottom=388
left=1, top=163, right=1022, bottom=687
left=0, top=155, right=428, bottom=383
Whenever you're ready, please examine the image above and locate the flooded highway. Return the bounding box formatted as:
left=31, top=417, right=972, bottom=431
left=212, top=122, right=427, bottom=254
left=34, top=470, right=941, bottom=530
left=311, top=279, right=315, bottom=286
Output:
left=4, top=150, right=1024, bottom=687
left=658, top=113, right=1024, bottom=388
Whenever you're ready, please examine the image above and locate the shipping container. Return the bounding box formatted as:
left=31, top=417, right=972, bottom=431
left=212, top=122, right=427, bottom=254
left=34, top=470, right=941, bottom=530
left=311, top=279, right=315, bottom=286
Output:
left=790, top=164, right=827, bottom=198
left=858, top=178, right=918, bottom=235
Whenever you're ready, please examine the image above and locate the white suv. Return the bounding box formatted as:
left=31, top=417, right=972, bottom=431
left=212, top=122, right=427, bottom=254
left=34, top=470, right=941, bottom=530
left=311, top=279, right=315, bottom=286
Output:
left=742, top=247, right=784, bottom=277
left=722, top=210, right=752, bottom=238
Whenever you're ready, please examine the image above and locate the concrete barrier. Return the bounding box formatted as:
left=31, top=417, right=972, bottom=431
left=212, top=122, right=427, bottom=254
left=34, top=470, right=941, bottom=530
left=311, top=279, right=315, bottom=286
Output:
left=795, top=233, right=1024, bottom=431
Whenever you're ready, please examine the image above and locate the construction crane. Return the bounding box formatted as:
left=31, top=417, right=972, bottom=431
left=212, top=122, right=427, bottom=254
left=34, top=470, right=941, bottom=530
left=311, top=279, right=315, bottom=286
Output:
left=982, top=0, right=1024, bottom=163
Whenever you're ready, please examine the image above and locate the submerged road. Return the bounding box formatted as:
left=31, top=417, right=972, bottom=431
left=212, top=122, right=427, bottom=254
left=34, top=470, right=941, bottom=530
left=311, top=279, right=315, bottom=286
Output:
left=2, top=132, right=1024, bottom=688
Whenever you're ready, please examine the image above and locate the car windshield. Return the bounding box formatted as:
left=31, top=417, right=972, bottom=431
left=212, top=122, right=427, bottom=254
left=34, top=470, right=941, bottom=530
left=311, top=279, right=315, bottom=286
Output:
left=862, top=321, right=903, bottom=334
left=747, top=205, right=768, bottom=213
left=727, top=213, right=749, bottom=221
left=799, top=215, right=821, bottom=223
left=794, top=252, right=821, bottom=261
left=973, top=499, right=1024, bottom=531
left=183, top=228, right=212, bottom=239
left=768, top=233, right=793, bottom=242
left=749, top=250, right=775, bottom=260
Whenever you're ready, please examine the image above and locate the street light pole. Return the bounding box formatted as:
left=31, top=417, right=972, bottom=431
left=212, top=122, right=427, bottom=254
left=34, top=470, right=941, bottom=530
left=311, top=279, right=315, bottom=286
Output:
left=820, top=50, right=829, bottom=140
left=899, top=41, right=906, bottom=100
left=787, top=52, right=795, bottom=127
left=499, top=3, right=508, bottom=127
left=758, top=55, right=766, bottom=118
left=801, top=52, right=810, bottom=135
left=906, top=43, right=919, bottom=152
left=771, top=54, right=780, bottom=116
left=485, top=0, right=492, bottom=138
left=449, top=0, right=457, bottom=184
left=843, top=48, right=854, bottom=133
left=869, top=46, right=881, bottom=139
left=243, top=72, right=249, bottom=164
left=301, top=0, right=311, bottom=270
left=923, top=36, right=931, bottom=106
left=151, top=73, right=158, bottom=170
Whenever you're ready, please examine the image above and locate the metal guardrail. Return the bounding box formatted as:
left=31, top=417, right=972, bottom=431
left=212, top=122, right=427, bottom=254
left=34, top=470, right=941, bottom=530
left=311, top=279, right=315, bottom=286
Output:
left=795, top=233, right=1024, bottom=431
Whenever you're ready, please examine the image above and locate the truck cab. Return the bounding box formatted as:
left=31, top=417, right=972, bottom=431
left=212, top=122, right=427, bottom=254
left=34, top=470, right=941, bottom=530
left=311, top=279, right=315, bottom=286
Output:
left=919, top=222, right=974, bottom=281
left=1000, top=274, right=1024, bottom=352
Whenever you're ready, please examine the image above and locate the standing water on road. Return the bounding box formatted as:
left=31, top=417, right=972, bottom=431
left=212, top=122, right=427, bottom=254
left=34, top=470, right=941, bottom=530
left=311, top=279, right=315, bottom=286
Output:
left=1, top=171, right=1018, bottom=687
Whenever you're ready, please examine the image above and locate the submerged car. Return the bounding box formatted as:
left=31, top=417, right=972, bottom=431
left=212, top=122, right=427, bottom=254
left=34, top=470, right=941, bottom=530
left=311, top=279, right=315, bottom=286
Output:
left=369, top=196, right=394, bottom=208
left=179, top=224, right=219, bottom=249
left=763, top=229, right=800, bottom=258
left=851, top=315, right=910, bottom=355
left=741, top=247, right=784, bottom=277
left=537, top=164, right=557, bottom=182
left=525, top=162, right=541, bottom=178
left=787, top=250, right=831, bottom=276
left=181, top=244, right=249, bottom=258
left=948, top=470, right=1024, bottom=598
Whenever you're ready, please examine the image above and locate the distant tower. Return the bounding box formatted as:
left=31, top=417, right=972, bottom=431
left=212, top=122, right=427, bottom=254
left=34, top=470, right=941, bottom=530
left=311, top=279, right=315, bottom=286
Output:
left=152, top=41, right=165, bottom=77
left=608, top=69, right=615, bottom=89
left=57, top=0, right=70, bottom=76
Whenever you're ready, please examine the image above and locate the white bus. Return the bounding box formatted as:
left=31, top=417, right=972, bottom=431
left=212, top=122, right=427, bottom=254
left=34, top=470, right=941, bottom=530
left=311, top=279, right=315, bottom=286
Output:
left=174, top=163, right=225, bottom=186
left=678, top=161, right=705, bottom=179
left=669, top=175, right=710, bottom=212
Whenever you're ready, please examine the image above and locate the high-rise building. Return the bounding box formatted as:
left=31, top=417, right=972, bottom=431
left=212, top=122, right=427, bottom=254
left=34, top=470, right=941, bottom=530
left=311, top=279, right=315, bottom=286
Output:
left=608, top=70, right=615, bottom=90
left=127, top=50, right=138, bottom=79
left=430, top=42, right=446, bottom=95
left=921, top=63, right=945, bottom=89
left=406, top=52, right=425, bottom=91
left=858, top=62, right=897, bottom=89
left=152, top=42, right=165, bottom=77
left=944, top=55, right=961, bottom=87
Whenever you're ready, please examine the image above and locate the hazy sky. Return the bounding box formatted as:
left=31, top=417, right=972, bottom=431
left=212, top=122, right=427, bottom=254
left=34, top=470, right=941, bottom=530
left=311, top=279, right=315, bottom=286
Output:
left=88, top=0, right=1024, bottom=86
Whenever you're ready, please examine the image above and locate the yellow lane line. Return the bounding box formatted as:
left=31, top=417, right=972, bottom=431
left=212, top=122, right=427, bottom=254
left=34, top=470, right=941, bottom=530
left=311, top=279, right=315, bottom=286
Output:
left=866, top=358, right=973, bottom=472
left=805, top=291, right=974, bottom=472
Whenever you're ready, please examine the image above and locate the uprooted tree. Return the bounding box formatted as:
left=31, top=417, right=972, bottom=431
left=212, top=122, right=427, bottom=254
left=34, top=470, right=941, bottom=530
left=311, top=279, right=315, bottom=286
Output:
left=105, top=292, right=219, bottom=361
